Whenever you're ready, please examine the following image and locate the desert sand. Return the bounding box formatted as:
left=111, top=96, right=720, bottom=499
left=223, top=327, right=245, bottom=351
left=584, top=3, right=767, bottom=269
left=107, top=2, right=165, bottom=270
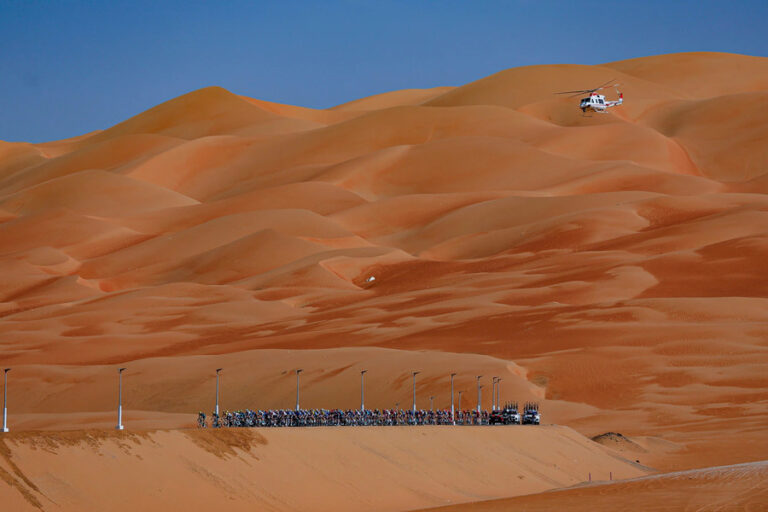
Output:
left=423, top=460, right=768, bottom=511
left=1, top=51, right=767, bottom=509
left=0, top=426, right=649, bottom=511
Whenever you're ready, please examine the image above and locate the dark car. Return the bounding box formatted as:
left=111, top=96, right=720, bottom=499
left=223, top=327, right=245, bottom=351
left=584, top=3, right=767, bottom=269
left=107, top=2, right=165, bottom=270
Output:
left=489, top=407, right=521, bottom=425
left=489, top=412, right=505, bottom=425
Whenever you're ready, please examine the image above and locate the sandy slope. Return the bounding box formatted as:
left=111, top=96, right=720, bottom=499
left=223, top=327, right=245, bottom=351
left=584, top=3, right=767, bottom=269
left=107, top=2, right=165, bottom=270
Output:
left=422, top=460, right=768, bottom=512
left=0, top=426, right=647, bottom=511
left=1, top=51, right=768, bottom=505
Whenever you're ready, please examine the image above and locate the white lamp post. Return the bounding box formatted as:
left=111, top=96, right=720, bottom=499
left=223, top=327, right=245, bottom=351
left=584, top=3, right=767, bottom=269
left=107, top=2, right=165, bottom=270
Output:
left=476, top=375, right=483, bottom=414
left=116, top=367, right=126, bottom=430
left=411, top=371, right=420, bottom=412
left=2, top=368, right=10, bottom=433
left=450, top=372, right=456, bottom=425
left=360, top=370, right=367, bottom=411
left=497, top=378, right=502, bottom=410
left=491, top=377, right=498, bottom=411
left=429, top=396, right=434, bottom=411
left=478, top=385, right=484, bottom=420
left=215, top=368, right=222, bottom=416
left=295, top=369, right=303, bottom=411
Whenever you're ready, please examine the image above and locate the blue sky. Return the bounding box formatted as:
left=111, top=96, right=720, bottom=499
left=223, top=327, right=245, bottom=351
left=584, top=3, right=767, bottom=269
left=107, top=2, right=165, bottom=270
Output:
left=1, top=0, right=766, bottom=142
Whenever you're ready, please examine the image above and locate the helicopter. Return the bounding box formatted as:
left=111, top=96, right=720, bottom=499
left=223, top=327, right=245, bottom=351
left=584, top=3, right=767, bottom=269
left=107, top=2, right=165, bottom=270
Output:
left=555, top=79, right=623, bottom=115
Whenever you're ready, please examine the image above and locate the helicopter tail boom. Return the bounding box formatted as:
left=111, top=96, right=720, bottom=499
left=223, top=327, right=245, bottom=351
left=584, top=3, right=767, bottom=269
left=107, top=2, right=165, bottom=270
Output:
left=605, top=91, right=623, bottom=108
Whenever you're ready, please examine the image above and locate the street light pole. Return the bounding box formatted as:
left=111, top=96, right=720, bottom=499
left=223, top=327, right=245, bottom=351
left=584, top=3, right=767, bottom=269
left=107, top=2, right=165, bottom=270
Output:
left=450, top=373, right=456, bottom=425
left=429, top=396, right=434, bottom=411
left=458, top=391, right=463, bottom=414
left=412, top=371, right=420, bottom=412
left=497, top=378, right=502, bottom=410
left=360, top=370, right=367, bottom=411
left=491, top=377, right=498, bottom=411
left=295, top=369, right=303, bottom=411
left=476, top=375, right=483, bottom=414
left=2, top=368, right=10, bottom=433
left=215, top=368, right=222, bottom=417
left=116, top=367, right=126, bottom=430
left=478, top=385, right=484, bottom=420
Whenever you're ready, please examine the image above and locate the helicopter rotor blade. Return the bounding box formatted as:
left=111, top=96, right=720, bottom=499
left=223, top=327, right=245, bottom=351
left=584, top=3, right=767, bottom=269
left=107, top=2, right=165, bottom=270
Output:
left=555, top=79, right=614, bottom=94
left=595, top=78, right=617, bottom=90
left=554, top=78, right=619, bottom=98
left=554, top=89, right=592, bottom=95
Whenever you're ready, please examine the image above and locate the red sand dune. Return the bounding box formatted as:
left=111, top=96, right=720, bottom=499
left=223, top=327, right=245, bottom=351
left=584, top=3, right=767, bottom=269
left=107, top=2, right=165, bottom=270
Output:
left=1, top=51, right=768, bottom=508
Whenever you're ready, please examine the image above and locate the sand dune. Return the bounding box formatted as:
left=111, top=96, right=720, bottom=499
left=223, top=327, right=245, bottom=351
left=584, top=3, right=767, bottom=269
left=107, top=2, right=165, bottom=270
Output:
left=1, top=51, right=767, bottom=508
left=605, top=52, right=768, bottom=98
left=331, top=86, right=456, bottom=111
left=0, top=426, right=647, bottom=512
left=93, top=87, right=281, bottom=141
left=423, top=460, right=768, bottom=511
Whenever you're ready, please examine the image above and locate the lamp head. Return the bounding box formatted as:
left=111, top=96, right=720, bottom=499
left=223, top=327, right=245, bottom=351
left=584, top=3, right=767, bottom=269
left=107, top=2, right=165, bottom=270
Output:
left=118, top=367, right=126, bottom=373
